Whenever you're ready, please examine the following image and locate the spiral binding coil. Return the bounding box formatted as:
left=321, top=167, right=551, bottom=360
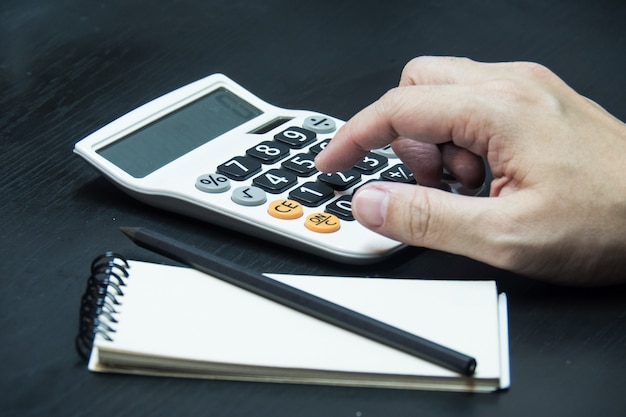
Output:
left=75, top=252, right=130, bottom=361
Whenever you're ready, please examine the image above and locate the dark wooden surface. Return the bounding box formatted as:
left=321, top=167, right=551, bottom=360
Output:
left=2, top=1, right=625, bottom=416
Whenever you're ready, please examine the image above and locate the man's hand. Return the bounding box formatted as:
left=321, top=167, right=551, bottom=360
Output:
left=315, top=56, right=626, bottom=285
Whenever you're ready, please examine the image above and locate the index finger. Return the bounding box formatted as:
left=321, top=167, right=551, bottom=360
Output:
left=314, top=84, right=494, bottom=173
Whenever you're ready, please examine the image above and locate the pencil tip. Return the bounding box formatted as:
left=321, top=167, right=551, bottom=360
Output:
left=119, top=227, right=139, bottom=239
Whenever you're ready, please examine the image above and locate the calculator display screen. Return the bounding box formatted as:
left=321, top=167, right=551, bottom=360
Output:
left=97, top=88, right=263, bottom=178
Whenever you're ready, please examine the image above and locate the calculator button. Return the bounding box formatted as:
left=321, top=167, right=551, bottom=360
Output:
left=302, top=115, right=336, bottom=134
left=288, top=181, right=335, bottom=207
left=275, top=126, right=316, bottom=148
left=252, top=168, right=298, bottom=193
left=305, top=212, right=341, bottom=233
left=380, top=163, right=416, bottom=183
left=353, top=179, right=383, bottom=193
left=373, top=145, right=398, bottom=159
left=231, top=186, right=267, bottom=206
left=318, top=169, right=361, bottom=191
left=325, top=195, right=354, bottom=221
left=195, top=173, right=231, bottom=193
left=281, top=153, right=318, bottom=177
left=268, top=199, right=303, bottom=220
left=309, top=138, right=331, bottom=155
left=355, top=152, right=388, bottom=175
left=217, top=156, right=262, bottom=180
left=246, top=140, right=290, bottom=164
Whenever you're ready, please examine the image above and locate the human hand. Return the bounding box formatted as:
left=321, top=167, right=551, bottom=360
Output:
left=315, top=56, right=626, bottom=285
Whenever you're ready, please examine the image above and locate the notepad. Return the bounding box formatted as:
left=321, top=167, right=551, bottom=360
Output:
left=78, top=259, right=510, bottom=392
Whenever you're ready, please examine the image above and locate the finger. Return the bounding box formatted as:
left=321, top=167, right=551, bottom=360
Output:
left=391, top=139, right=443, bottom=187
left=315, top=84, right=494, bottom=173
left=351, top=181, right=508, bottom=267
left=391, top=140, right=486, bottom=188
left=440, top=143, right=486, bottom=189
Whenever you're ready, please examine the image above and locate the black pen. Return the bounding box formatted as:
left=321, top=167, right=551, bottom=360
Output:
left=120, top=227, right=477, bottom=376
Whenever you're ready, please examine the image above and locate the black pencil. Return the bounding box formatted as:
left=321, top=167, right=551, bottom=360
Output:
left=120, top=226, right=477, bottom=376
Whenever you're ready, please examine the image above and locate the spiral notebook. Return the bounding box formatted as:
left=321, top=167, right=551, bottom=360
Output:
left=76, top=253, right=510, bottom=392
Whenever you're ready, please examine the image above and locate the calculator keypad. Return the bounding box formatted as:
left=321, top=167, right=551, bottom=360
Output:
left=209, top=122, right=366, bottom=234
left=202, top=118, right=482, bottom=235
left=208, top=123, right=386, bottom=233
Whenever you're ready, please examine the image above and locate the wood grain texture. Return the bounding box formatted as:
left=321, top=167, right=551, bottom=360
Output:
left=1, top=0, right=625, bottom=416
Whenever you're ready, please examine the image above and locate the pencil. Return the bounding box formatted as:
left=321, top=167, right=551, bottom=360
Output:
left=120, top=226, right=477, bottom=376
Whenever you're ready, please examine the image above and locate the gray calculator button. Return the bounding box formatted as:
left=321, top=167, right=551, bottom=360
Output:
left=231, top=186, right=267, bottom=206
left=303, top=115, right=336, bottom=134
left=196, top=173, right=231, bottom=193
left=373, top=145, right=398, bottom=159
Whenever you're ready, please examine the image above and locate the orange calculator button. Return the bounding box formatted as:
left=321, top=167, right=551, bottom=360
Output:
left=268, top=199, right=303, bottom=220
left=305, top=212, right=341, bottom=233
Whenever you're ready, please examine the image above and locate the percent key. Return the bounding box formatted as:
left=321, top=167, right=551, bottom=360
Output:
left=195, top=173, right=231, bottom=193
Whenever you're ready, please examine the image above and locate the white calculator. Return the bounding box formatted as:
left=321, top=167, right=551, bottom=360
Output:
left=74, top=74, right=482, bottom=263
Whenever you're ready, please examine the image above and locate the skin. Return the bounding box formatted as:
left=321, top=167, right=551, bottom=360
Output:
left=315, top=56, right=626, bottom=286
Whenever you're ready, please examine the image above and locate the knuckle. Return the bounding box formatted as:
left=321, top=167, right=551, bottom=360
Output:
left=401, top=56, right=472, bottom=83
left=481, top=74, right=563, bottom=113
left=401, top=56, right=432, bottom=78
left=512, top=61, right=557, bottom=81
left=376, top=88, right=404, bottom=130
left=401, top=188, right=443, bottom=245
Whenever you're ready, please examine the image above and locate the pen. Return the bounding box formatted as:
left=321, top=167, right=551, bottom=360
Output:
left=120, top=226, right=477, bottom=376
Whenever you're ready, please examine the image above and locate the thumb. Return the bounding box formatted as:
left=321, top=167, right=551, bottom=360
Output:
left=352, top=181, right=503, bottom=265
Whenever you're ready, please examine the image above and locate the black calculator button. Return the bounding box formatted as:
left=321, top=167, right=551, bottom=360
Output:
left=318, top=169, right=361, bottom=191
left=275, top=126, right=316, bottom=148
left=282, top=153, right=318, bottom=177
left=355, top=152, right=388, bottom=175
left=246, top=140, right=290, bottom=163
left=217, top=156, right=262, bottom=180
left=380, top=163, right=416, bottom=184
left=353, top=179, right=383, bottom=193
left=309, top=139, right=331, bottom=155
left=252, top=168, right=298, bottom=194
left=325, top=195, right=354, bottom=221
left=289, top=181, right=335, bottom=207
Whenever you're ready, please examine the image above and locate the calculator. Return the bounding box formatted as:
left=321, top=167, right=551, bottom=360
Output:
left=74, top=74, right=483, bottom=263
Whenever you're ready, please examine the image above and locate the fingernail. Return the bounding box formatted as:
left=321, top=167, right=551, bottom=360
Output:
left=313, top=154, right=326, bottom=172
left=353, top=187, right=388, bottom=227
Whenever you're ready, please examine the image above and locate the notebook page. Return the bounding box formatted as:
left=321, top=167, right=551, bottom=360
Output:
left=91, top=261, right=502, bottom=379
